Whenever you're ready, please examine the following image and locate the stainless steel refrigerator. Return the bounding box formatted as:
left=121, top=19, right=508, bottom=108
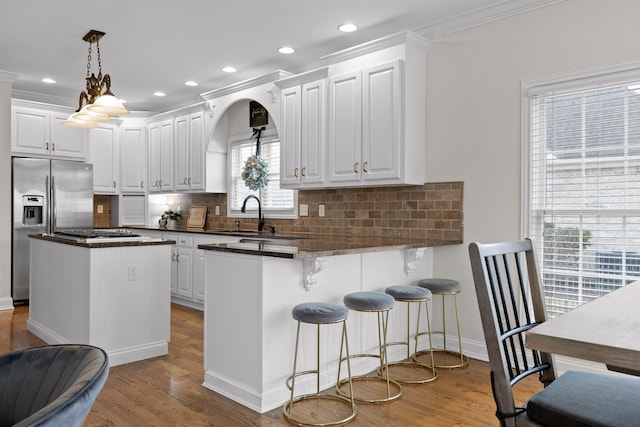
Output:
left=12, top=158, right=93, bottom=302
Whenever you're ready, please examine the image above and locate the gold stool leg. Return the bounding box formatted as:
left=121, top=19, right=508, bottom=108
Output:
left=284, top=319, right=357, bottom=426
left=382, top=300, right=438, bottom=384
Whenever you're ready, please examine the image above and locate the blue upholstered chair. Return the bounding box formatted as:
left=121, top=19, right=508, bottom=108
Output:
left=469, top=239, right=640, bottom=427
left=0, top=344, right=109, bottom=427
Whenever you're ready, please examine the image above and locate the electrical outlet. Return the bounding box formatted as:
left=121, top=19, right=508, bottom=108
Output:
left=97, top=204, right=104, bottom=214
left=215, top=205, right=220, bottom=215
left=299, top=204, right=309, bottom=216
left=128, top=266, right=138, bottom=281
left=319, top=204, right=325, bottom=217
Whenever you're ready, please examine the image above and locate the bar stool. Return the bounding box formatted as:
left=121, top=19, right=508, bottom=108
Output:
left=283, top=302, right=357, bottom=426
left=336, top=291, right=403, bottom=403
left=415, top=278, right=469, bottom=369
left=383, top=285, right=438, bottom=384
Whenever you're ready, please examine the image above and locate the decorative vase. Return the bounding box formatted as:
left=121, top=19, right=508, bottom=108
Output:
left=168, top=219, right=178, bottom=228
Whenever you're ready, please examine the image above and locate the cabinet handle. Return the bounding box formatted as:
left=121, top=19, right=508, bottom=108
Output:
left=188, top=177, right=191, bottom=185
left=301, top=167, right=306, bottom=177
left=183, top=177, right=188, bottom=185
left=45, top=142, right=49, bottom=150
left=176, top=254, right=180, bottom=262
left=112, top=181, right=116, bottom=188
left=354, top=162, right=359, bottom=173
left=294, top=168, right=299, bottom=177
left=159, top=179, right=163, bottom=187
left=51, top=143, right=55, bottom=151
left=172, top=253, right=176, bottom=261
left=140, top=180, right=144, bottom=188
left=363, top=161, right=368, bottom=173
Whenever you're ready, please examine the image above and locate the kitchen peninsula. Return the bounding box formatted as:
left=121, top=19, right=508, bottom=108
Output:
left=27, top=234, right=175, bottom=366
left=198, top=233, right=460, bottom=413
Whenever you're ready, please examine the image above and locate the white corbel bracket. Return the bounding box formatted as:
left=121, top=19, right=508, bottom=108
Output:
left=404, top=248, right=425, bottom=276
left=303, top=257, right=327, bottom=291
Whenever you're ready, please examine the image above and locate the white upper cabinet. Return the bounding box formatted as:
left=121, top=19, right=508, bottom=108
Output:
left=11, top=102, right=87, bottom=160
left=174, top=111, right=205, bottom=191
left=89, top=125, right=120, bottom=194
left=327, top=60, right=406, bottom=185
left=276, top=68, right=328, bottom=189
left=121, top=126, right=147, bottom=193
left=148, top=119, right=174, bottom=192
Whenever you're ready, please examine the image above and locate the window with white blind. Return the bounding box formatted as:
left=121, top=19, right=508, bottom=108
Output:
left=525, top=65, right=640, bottom=317
left=228, top=130, right=297, bottom=218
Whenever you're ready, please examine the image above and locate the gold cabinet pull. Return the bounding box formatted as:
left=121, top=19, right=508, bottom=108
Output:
left=140, top=180, right=144, bottom=188
left=45, top=142, right=49, bottom=150
left=171, top=253, right=176, bottom=261
left=112, top=181, right=116, bottom=188
left=354, top=162, right=359, bottom=173
left=294, top=168, right=299, bottom=177
left=188, top=177, right=191, bottom=185
left=363, top=161, right=368, bottom=172
left=52, top=143, right=55, bottom=151
left=301, top=167, right=306, bottom=177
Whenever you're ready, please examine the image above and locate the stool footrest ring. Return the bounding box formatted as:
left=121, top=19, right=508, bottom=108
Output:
left=283, top=393, right=357, bottom=426
left=413, top=349, right=469, bottom=369
left=379, top=360, right=438, bottom=384
left=336, top=375, right=403, bottom=404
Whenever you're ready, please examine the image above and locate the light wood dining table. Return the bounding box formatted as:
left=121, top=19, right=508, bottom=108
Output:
left=526, top=280, right=640, bottom=376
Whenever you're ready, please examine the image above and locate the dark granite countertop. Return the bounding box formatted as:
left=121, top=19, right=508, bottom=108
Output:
left=121, top=226, right=462, bottom=258
left=29, top=233, right=176, bottom=248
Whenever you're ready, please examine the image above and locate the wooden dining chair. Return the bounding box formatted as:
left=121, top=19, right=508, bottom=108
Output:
left=469, top=239, right=640, bottom=427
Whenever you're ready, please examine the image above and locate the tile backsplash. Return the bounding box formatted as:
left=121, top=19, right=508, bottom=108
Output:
left=169, top=182, right=463, bottom=240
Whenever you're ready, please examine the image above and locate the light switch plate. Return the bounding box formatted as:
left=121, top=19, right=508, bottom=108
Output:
left=319, top=204, right=325, bottom=217
left=299, top=204, right=309, bottom=216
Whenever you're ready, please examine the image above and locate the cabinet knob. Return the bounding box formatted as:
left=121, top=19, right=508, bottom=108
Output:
left=354, top=162, right=359, bottom=173
left=363, top=161, right=368, bottom=173
left=301, top=167, right=306, bottom=177
left=294, top=168, right=299, bottom=178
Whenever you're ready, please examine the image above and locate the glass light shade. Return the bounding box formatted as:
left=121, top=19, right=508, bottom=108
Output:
left=74, top=105, right=112, bottom=123
left=86, top=94, right=129, bottom=115
left=62, top=113, right=99, bottom=128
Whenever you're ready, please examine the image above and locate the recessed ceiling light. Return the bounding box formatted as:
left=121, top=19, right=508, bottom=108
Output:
left=338, top=23, right=358, bottom=33
left=278, top=46, right=295, bottom=54
left=41, top=77, right=56, bottom=84
left=222, top=66, right=237, bottom=73
left=153, top=91, right=166, bottom=97
left=185, top=80, right=198, bottom=87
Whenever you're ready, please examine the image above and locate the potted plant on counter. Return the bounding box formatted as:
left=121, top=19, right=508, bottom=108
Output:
left=162, top=209, right=181, bottom=228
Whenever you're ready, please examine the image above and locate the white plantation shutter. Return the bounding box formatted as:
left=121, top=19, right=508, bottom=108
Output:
left=229, top=133, right=296, bottom=215
left=527, top=71, right=640, bottom=317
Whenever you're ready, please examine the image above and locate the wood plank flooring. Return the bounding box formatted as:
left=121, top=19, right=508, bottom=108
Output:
left=0, top=304, right=542, bottom=426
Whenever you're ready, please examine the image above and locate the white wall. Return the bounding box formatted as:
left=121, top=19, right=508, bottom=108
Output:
left=426, top=0, right=640, bottom=344
left=0, top=78, right=12, bottom=308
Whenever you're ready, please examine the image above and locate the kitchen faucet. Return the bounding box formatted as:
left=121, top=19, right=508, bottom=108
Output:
left=241, top=195, right=264, bottom=233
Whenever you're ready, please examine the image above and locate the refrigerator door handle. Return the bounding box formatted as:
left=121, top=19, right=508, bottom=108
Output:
left=45, top=175, right=51, bottom=234
left=50, top=176, right=55, bottom=233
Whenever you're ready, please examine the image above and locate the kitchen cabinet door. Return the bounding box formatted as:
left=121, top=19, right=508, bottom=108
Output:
left=12, top=105, right=87, bottom=159
left=300, top=79, right=326, bottom=185
left=121, top=127, right=147, bottom=193
left=177, top=246, right=193, bottom=299
left=149, top=119, right=174, bottom=192
left=361, top=60, right=402, bottom=182
left=174, top=115, right=189, bottom=191
left=279, top=85, right=302, bottom=186
left=175, top=112, right=205, bottom=192
left=193, top=249, right=206, bottom=303
left=89, top=125, right=119, bottom=194
left=327, top=70, right=362, bottom=183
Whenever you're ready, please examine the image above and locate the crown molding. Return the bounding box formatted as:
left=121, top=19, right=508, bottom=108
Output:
left=200, top=70, right=293, bottom=101
left=414, top=0, right=564, bottom=39
left=0, top=70, right=19, bottom=83
left=320, top=31, right=429, bottom=65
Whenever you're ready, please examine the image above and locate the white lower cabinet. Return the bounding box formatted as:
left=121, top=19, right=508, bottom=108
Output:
left=144, top=230, right=240, bottom=310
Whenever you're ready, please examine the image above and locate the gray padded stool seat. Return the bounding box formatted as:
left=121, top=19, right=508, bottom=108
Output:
left=383, top=286, right=438, bottom=384
left=417, top=278, right=469, bottom=369
left=284, top=302, right=357, bottom=426
left=337, top=292, right=402, bottom=404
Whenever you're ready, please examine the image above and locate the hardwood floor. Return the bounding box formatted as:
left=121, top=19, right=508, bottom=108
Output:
left=0, top=304, right=542, bottom=426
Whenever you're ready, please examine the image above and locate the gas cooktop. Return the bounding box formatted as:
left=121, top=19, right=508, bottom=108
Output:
left=51, top=229, right=146, bottom=243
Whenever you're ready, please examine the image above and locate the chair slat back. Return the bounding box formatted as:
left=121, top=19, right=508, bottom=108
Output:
left=469, top=239, right=557, bottom=426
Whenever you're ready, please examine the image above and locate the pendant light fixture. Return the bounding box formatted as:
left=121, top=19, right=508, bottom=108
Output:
left=63, top=30, right=128, bottom=128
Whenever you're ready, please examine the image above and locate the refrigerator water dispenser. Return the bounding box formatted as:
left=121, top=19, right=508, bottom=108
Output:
left=22, top=195, right=44, bottom=226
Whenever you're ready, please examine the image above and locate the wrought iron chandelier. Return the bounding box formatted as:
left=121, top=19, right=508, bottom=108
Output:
left=63, top=30, right=128, bottom=128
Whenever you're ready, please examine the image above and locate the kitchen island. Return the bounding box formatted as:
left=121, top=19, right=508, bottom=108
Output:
left=27, top=234, right=175, bottom=366
left=198, top=234, right=460, bottom=413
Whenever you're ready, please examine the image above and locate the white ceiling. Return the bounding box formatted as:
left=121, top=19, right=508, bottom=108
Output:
left=0, top=0, right=559, bottom=114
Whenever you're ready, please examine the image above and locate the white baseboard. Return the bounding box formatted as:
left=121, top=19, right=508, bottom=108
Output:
left=0, top=297, right=15, bottom=311
left=27, top=318, right=168, bottom=367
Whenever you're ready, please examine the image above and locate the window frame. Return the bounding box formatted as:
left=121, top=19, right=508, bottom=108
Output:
left=227, top=129, right=298, bottom=219
left=522, top=59, right=640, bottom=317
